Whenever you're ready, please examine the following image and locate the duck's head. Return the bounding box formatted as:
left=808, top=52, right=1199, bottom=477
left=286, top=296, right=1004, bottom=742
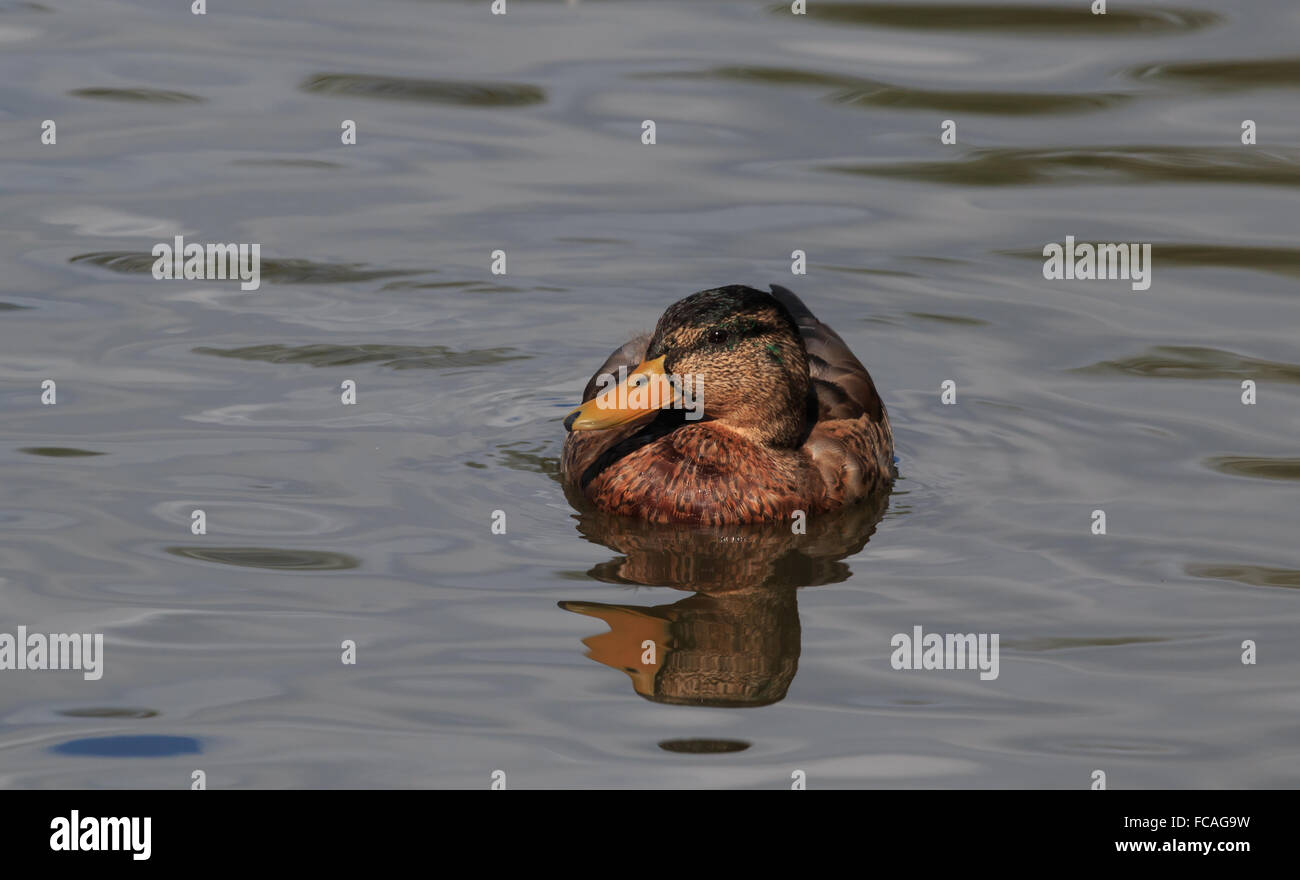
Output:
left=564, top=285, right=810, bottom=448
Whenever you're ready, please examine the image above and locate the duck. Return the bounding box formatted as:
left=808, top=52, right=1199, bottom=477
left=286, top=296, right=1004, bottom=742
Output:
left=561, top=284, right=894, bottom=524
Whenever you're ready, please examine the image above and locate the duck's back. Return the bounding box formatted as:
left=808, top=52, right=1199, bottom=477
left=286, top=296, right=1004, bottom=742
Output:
left=768, top=285, right=895, bottom=503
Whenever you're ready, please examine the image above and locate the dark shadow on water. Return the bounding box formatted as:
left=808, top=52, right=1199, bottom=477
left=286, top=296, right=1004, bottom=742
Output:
left=559, top=488, right=890, bottom=708
left=637, top=66, right=1127, bottom=116
left=1000, top=635, right=1172, bottom=651
left=69, top=87, right=204, bottom=104
left=658, top=738, right=750, bottom=754
left=193, top=343, right=528, bottom=370
left=52, top=735, right=200, bottom=758
left=493, top=443, right=561, bottom=479
left=827, top=147, right=1300, bottom=187
left=379, top=279, right=521, bottom=293
left=57, top=707, right=159, bottom=719
left=1186, top=563, right=1300, bottom=590
left=300, top=73, right=545, bottom=107
left=1204, top=455, right=1300, bottom=481
left=230, top=158, right=344, bottom=170
left=1071, top=346, right=1300, bottom=384
left=769, top=2, right=1219, bottom=34
left=164, top=546, right=359, bottom=571
left=1129, top=57, right=1300, bottom=91
left=19, top=447, right=105, bottom=457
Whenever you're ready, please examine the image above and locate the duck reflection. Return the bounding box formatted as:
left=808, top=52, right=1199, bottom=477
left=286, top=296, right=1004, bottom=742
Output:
left=560, top=488, right=890, bottom=708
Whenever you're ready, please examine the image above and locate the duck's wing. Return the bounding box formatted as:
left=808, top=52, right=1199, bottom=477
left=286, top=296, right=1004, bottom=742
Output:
left=769, top=284, right=895, bottom=498
left=578, top=333, right=650, bottom=403
left=561, top=333, right=654, bottom=488
left=768, top=284, right=885, bottom=424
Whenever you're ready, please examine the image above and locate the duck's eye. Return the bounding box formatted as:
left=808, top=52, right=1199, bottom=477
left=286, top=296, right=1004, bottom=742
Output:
left=707, top=328, right=729, bottom=345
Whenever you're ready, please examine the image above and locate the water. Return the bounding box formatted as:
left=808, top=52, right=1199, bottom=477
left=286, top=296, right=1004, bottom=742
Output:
left=1, top=0, right=1297, bottom=789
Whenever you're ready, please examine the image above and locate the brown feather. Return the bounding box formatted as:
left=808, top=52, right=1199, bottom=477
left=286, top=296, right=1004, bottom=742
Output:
left=561, top=286, right=894, bottom=524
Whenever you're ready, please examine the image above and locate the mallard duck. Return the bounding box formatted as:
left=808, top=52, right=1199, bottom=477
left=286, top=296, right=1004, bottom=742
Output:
left=561, top=285, right=894, bottom=524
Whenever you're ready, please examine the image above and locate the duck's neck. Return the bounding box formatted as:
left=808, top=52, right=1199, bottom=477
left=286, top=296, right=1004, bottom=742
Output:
left=711, top=386, right=810, bottom=449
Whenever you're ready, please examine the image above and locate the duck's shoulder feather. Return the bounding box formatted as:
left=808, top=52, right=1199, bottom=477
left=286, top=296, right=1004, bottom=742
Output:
left=768, top=284, right=895, bottom=498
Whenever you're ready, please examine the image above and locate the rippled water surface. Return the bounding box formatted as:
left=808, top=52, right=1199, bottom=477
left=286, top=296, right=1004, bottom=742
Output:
left=1, top=0, right=1297, bottom=788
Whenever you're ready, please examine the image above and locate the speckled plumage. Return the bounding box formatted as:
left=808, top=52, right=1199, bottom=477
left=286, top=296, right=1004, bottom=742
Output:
left=561, top=285, right=894, bottom=524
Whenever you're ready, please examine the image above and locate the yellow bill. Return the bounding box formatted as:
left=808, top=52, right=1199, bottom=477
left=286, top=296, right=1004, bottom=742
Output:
left=564, top=355, right=677, bottom=431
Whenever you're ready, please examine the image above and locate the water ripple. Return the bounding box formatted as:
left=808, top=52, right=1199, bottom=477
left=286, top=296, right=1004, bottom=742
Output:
left=827, top=147, right=1300, bottom=186
left=1072, top=346, right=1300, bottom=383
left=57, top=707, right=160, bottom=719
left=164, top=546, right=360, bottom=571
left=1205, top=456, right=1300, bottom=481
left=643, top=66, right=1127, bottom=115
left=1186, top=564, right=1300, bottom=590
left=192, top=343, right=529, bottom=370
left=18, top=447, right=105, bottom=457
left=300, top=72, right=545, bottom=106
left=70, top=251, right=429, bottom=285
left=1131, top=57, right=1300, bottom=90
left=778, top=2, right=1220, bottom=34
left=69, top=87, right=204, bottom=103
left=1002, top=243, right=1300, bottom=278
